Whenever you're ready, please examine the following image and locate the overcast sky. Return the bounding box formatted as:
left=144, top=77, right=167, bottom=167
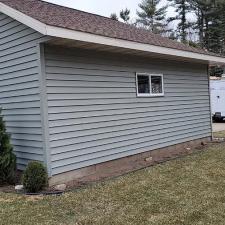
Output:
left=44, top=0, right=174, bottom=20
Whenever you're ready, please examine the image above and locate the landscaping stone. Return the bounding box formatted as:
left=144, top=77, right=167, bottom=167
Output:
left=54, top=184, right=67, bottom=191
left=212, top=137, right=225, bottom=143
left=15, top=185, right=24, bottom=193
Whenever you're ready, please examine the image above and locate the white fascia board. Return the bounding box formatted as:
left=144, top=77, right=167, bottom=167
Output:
left=0, top=2, right=47, bottom=34
left=1, top=2, right=225, bottom=64
left=46, top=26, right=225, bottom=64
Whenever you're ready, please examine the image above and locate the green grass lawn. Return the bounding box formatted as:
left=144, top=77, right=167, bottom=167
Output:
left=214, top=130, right=225, bottom=138
left=1, top=142, right=225, bottom=225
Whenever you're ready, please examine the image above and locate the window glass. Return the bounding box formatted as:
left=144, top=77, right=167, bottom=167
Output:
left=151, top=76, right=163, bottom=94
left=137, top=75, right=150, bottom=94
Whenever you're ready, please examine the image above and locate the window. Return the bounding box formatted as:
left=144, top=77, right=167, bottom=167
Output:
left=137, top=75, right=150, bottom=94
left=136, top=73, right=164, bottom=97
left=151, top=75, right=163, bottom=94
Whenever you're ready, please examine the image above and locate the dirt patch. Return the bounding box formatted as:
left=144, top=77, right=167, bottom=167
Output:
left=0, top=185, right=16, bottom=193
left=25, top=195, right=44, bottom=202
left=0, top=170, right=22, bottom=193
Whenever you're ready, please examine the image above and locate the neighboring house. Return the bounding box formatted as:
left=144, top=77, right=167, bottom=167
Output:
left=0, top=0, right=225, bottom=186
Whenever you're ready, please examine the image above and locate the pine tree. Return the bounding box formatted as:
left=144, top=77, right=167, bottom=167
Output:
left=191, top=0, right=213, bottom=49
left=0, top=109, right=16, bottom=184
left=110, top=13, right=119, bottom=21
left=210, top=65, right=224, bottom=77
left=206, top=1, right=225, bottom=54
left=136, top=0, right=168, bottom=34
left=168, top=0, right=192, bottom=43
left=191, top=0, right=225, bottom=54
left=120, top=8, right=131, bottom=23
left=168, top=30, right=178, bottom=40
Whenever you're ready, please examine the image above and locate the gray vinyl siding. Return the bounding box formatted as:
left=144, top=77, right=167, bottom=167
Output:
left=44, top=46, right=211, bottom=175
left=0, top=13, right=46, bottom=170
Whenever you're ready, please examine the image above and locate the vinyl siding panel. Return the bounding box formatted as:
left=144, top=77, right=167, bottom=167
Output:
left=0, top=13, right=46, bottom=170
left=44, top=46, right=211, bottom=175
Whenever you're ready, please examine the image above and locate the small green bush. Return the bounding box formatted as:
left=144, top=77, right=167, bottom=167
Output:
left=22, top=161, right=48, bottom=193
left=0, top=109, right=16, bottom=184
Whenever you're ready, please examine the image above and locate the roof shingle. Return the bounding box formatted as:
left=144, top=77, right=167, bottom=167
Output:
left=0, top=0, right=219, bottom=56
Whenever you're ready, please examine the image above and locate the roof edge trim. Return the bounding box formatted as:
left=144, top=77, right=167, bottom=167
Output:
left=1, top=2, right=225, bottom=64
left=0, top=2, right=47, bottom=34
left=46, top=25, right=225, bottom=64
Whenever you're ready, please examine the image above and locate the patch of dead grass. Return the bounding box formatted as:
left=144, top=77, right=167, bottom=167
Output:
left=1, top=143, right=225, bottom=224
left=214, top=131, right=225, bottom=138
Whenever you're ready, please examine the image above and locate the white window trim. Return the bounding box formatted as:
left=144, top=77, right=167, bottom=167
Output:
left=136, top=73, right=164, bottom=97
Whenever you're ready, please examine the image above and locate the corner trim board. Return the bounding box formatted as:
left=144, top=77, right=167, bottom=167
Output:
left=37, top=43, right=52, bottom=176
left=207, top=66, right=213, bottom=139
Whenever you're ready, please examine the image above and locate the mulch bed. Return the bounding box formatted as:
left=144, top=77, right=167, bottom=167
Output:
left=0, top=170, right=22, bottom=193
left=0, top=185, right=16, bottom=193
left=0, top=171, right=64, bottom=195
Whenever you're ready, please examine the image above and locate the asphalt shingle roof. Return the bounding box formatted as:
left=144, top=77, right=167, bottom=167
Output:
left=0, top=0, right=221, bottom=57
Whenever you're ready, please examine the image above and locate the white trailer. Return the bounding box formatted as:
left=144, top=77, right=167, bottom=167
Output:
left=210, top=78, right=225, bottom=122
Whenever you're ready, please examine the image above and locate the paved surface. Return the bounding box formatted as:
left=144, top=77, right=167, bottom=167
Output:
left=212, top=122, right=225, bottom=132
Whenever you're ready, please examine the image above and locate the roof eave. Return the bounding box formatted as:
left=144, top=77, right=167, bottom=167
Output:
left=46, top=25, right=225, bottom=64
left=1, top=2, right=225, bottom=64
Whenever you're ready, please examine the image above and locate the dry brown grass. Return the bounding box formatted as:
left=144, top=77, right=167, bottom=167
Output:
left=1, top=143, right=225, bottom=225
left=214, top=130, right=225, bottom=138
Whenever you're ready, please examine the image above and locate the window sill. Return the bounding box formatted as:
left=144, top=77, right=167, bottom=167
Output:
left=137, top=93, right=165, bottom=98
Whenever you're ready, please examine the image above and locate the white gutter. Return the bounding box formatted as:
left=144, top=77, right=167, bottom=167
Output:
left=1, top=2, right=225, bottom=64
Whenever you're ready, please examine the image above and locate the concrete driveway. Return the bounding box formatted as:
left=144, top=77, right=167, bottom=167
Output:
left=212, top=122, right=225, bottom=132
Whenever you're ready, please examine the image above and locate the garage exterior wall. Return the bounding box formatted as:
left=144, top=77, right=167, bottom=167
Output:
left=0, top=12, right=47, bottom=170
left=44, top=45, right=212, bottom=176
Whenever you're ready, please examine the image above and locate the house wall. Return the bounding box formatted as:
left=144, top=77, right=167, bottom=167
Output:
left=44, top=45, right=212, bottom=176
left=0, top=13, right=46, bottom=170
